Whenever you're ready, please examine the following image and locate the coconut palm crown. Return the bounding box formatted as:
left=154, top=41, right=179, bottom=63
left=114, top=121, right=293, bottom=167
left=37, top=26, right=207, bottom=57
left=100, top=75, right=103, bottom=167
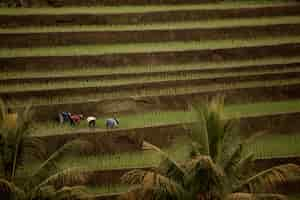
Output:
left=121, top=98, right=300, bottom=200
left=0, top=100, right=92, bottom=200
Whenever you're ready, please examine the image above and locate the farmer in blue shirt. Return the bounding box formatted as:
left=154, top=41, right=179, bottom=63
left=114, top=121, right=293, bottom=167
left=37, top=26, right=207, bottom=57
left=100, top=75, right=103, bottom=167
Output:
left=106, top=117, right=119, bottom=129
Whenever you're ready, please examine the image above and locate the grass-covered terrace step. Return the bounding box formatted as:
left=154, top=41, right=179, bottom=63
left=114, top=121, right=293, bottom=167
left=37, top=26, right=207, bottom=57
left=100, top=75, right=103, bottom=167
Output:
left=1, top=19, right=300, bottom=47
left=1, top=36, right=300, bottom=58
left=1, top=16, right=300, bottom=33
left=32, top=99, right=300, bottom=137
left=20, top=134, right=300, bottom=187
left=1, top=2, right=299, bottom=27
left=2, top=40, right=300, bottom=72
left=10, top=0, right=220, bottom=7
left=2, top=62, right=300, bottom=92
left=3, top=72, right=300, bottom=106
left=2, top=56, right=300, bottom=80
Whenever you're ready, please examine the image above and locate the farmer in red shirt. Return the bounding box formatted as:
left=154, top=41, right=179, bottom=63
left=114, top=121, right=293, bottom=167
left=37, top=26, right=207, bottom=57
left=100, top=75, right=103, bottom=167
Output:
left=70, top=114, right=83, bottom=126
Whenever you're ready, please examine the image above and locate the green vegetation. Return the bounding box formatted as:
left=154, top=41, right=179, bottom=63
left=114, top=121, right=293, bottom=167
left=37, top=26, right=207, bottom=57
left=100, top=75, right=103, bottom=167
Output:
left=121, top=99, right=300, bottom=200
left=2, top=56, right=300, bottom=80
left=17, top=139, right=191, bottom=177
left=86, top=184, right=130, bottom=195
left=0, top=103, right=90, bottom=200
left=1, top=15, right=300, bottom=33
left=224, top=100, right=300, bottom=117
left=288, top=194, right=300, bottom=200
left=2, top=67, right=299, bottom=93
left=19, top=133, right=300, bottom=177
left=31, top=99, right=300, bottom=136
left=0, top=2, right=292, bottom=15
left=7, top=77, right=300, bottom=107
left=1, top=36, right=300, bottom=58
left=245, top=134, right=300, bottom=158
left=1, top=0, right=300, bottom=198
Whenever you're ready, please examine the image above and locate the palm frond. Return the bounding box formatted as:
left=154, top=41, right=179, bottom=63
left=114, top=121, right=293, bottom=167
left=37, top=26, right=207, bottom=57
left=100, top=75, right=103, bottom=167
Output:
left=0, top=99, right=6, bottom=126
left=119, top=186, right=142, bottom=200
left=31, top=139, right=93, bottom=183
left=121, top=169, right=149, bottom=185
left=158, top=157, right=187, bottom=186
left=0, top=178, right=15, bottom=194
left=226, top=192, right=288, bottom=200
left=191, top=104, right=210, bottom=156
left=34, top=167, right=89, bottom=190
left=122, top=169, right=188, bottom=200
left=185, top=155, right=225, bottom=198
left=226, top=151, right=255, bottom=192
left=216, top=117, right=240, bottom=167
left=0, top=125, right=30, bottom=181
left=29, top=185, right=56, bottom=200
left=239, top=163, right=300, bottom=193
left=234, top=153, right=254, bottom=176
left=243, top=131, right=268, bottom=145
left=223, top=130, right=267, bottom=174
left=191, top=97, right=229, bottom=161
left=11, top=122, right=32, bottom=181
left=143, top=141, right=187, bottom=184
left=54, top=185, right=90, bottom=200
left=23, top=137, right=48, bottom=161
left=16, top=104, right=32, bottom=132
left=0, top=178, right=25, bottom=200
left=30, top=184, right=89, bottom=200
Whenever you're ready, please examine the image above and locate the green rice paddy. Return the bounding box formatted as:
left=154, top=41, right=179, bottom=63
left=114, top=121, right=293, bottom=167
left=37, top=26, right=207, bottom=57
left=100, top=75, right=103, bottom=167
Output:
left=7, top=77, right=300, bottom=107
left=90, top=188, right=299, bottom=198
left=20, top=132, right=300, bottom=179
left=2, top=56, right=300, bottom=80
left=86, top=184, right=130, bottom=195
left=57, top=133, right=300, bottom=166
left=245, top=134, right=300, bottom=158
left=18, top=140, right=191, bottom=177
left=288, top=194, right=300, bottom=200
left=0, top=2, right=292, bottom=15
left=31, top=99, right=300, bottom=136
left=2, top=67, right=299, bottom=93
left=1, top=16, right=300, bottom=33
left=1, top=36, right=300, bottom=58
left=19, top=133, right=300, bottom=181
left=58, top=141, right=190, bottom=171
left=2, top=0, right=300, bottom=197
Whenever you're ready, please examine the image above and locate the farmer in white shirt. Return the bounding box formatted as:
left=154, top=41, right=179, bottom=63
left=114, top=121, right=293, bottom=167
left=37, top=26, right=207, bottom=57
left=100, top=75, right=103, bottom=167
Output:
left=87, top=116, right=96, bottom=128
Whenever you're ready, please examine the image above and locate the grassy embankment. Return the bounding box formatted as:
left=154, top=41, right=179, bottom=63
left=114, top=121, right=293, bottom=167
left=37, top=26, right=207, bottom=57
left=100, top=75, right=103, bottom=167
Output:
left=1, top=56, right=300, bottom=79
left=1, top=16, right=300, bottom=33
left=32, top=99, right=300, bottom=136
left=0, top=1, right=294, bottom=15
left=1, top=66, right=300, bottom=92
left=1, top=36, right=300, bottom=57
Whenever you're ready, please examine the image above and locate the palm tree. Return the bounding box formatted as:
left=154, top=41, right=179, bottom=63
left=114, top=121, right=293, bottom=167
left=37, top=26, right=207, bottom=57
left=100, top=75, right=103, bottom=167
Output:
left=121, top=98, right=300, bottom=200
left=0, top=101, right=92, bottom=200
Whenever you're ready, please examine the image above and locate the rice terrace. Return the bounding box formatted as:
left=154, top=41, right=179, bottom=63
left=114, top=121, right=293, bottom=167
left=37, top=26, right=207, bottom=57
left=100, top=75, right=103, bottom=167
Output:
left=1, top=0, right=300, bottom=199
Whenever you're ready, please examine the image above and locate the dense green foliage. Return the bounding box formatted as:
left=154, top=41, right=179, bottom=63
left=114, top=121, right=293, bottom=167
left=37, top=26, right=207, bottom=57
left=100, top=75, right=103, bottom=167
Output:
left=121, top=98, right=300, bottom=200
left=0, top=101, right=91, bottom=200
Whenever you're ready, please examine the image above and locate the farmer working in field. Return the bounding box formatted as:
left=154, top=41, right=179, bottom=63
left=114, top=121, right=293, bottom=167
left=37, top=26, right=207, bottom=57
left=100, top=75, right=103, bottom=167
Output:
left=58, top=112, right=83, bottom=126
left=87, top=116, right=96, bottom=128
left=58, top=112, right=71, bottom=124
left=70, top=114, right=83, bottom=126
left=106, top=117, right=119, bottom=129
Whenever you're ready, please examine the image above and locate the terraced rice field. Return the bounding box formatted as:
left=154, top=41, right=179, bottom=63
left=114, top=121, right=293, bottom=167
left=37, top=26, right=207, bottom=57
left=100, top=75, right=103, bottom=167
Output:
left=0, top=16, right=299, bottom=33
left=1, top=0, right=300, bottom=198
left=31, top=99, right=300, bottom=136
left=56, top=134, right=300, bottom=168
left=17, top=134, right=300, bottom=193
